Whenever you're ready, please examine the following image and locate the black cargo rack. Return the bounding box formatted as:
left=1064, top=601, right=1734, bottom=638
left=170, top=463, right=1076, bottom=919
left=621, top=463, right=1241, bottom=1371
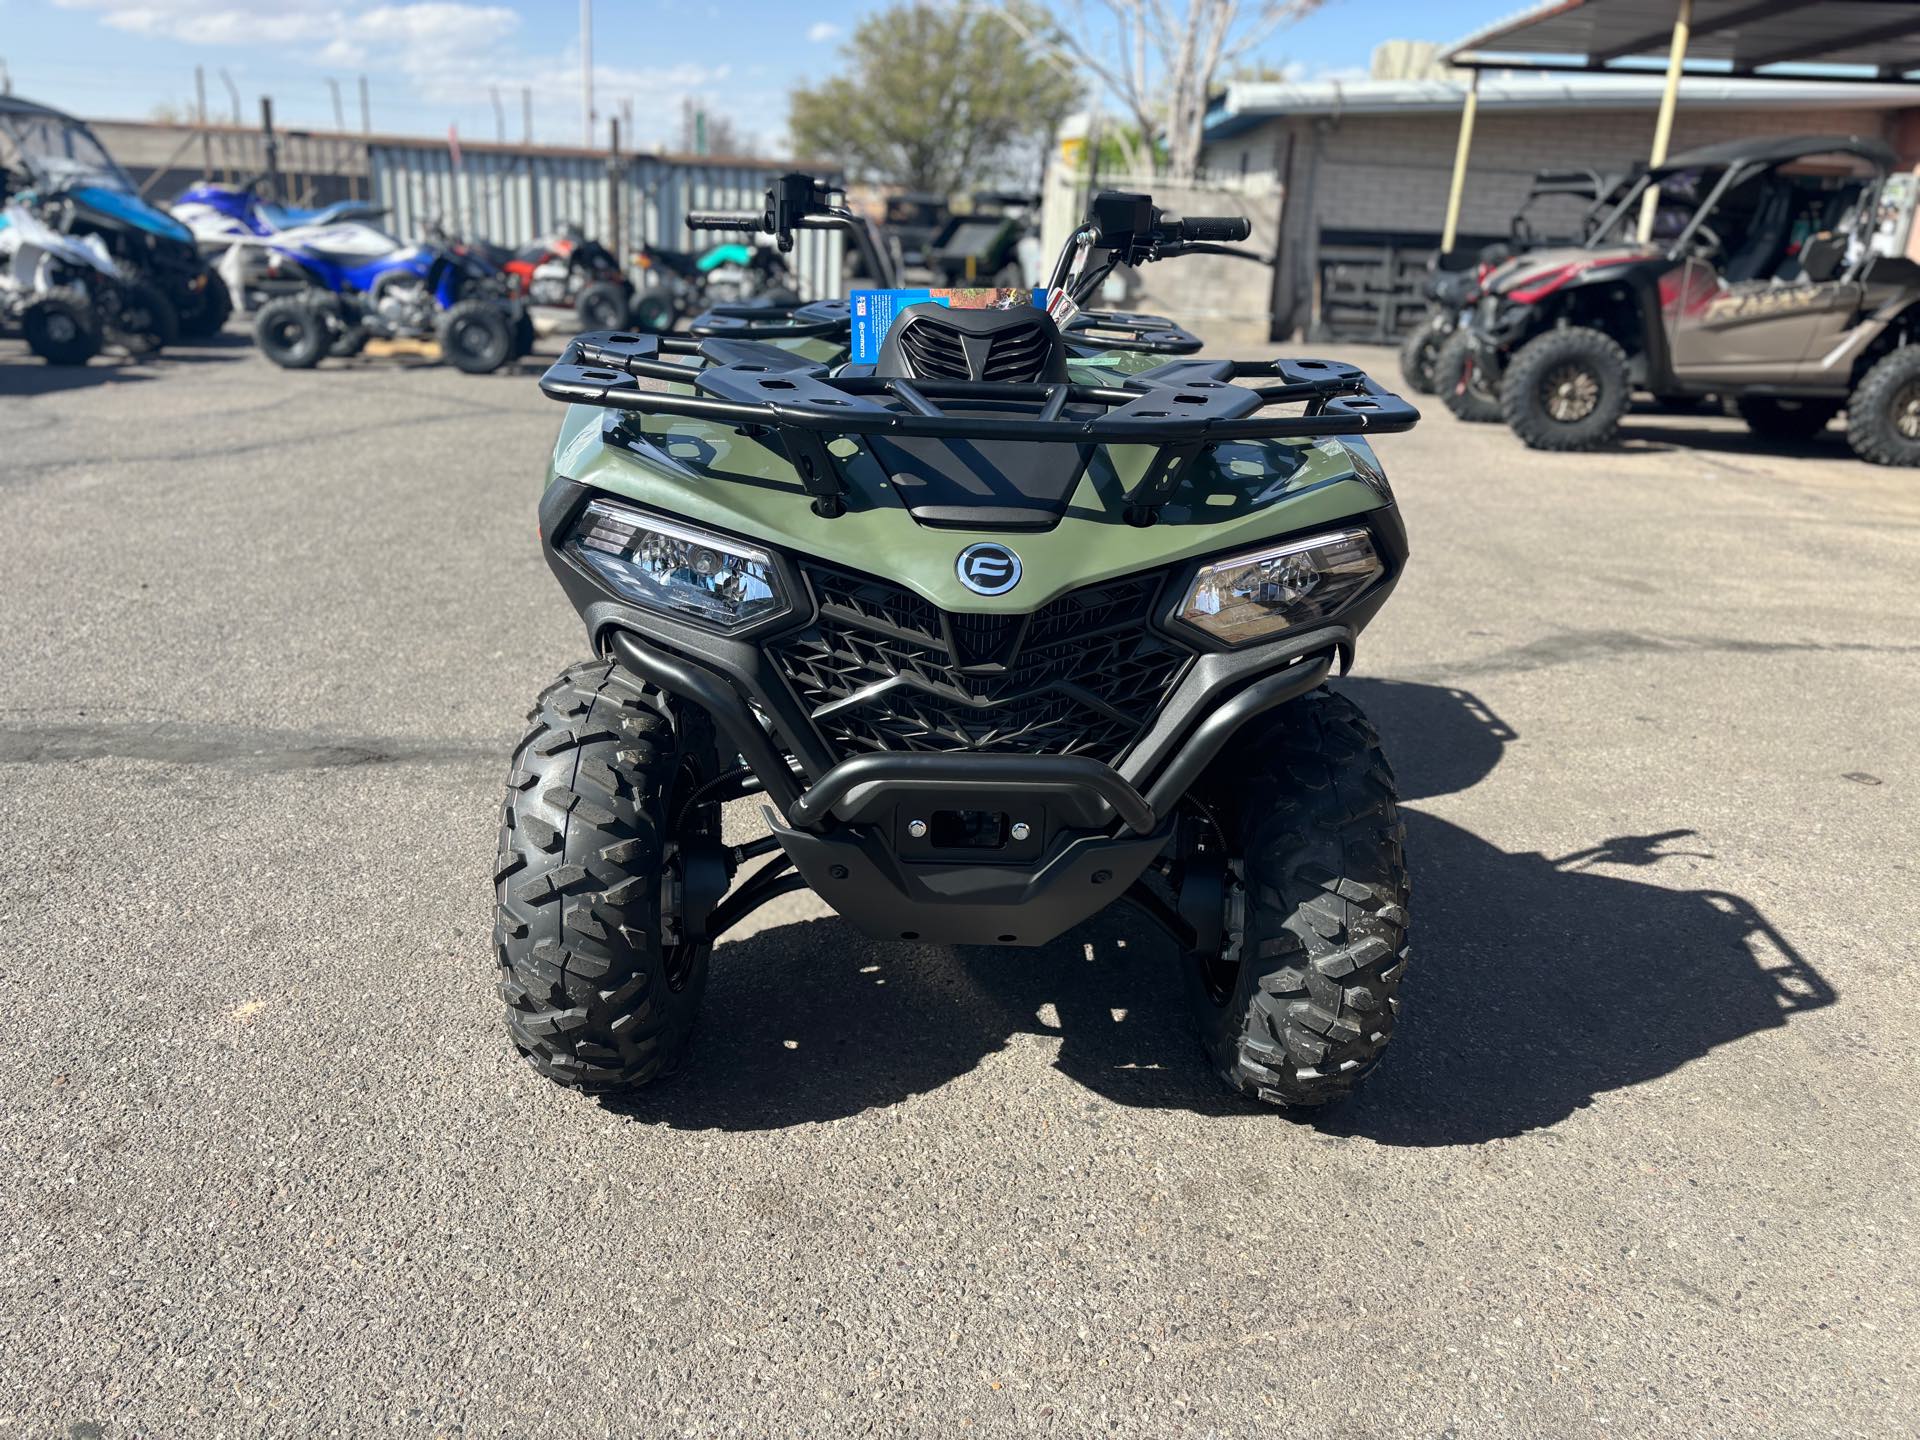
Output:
left=542, top=330, right=1417, bottom=523
left=1063, top=309, right=1203, bottom=354
left=688, top=298, right=850, bottom=340
left=689, top=298, right=1205, bottom=357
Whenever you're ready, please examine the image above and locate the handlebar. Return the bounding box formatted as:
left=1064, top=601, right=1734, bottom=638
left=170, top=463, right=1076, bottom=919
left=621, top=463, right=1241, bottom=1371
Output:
left=686, top=211, right=765, bottom=233
left=1165, top=214, right=1251, bottom=244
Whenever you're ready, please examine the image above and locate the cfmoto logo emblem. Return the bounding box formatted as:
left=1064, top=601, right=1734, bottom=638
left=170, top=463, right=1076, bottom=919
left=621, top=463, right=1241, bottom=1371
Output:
left=957, top=542, right=1021, bottom=596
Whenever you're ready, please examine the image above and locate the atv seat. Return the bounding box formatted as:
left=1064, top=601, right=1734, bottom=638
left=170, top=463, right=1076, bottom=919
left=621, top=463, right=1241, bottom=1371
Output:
left=642, top=245, right=706, bottom=278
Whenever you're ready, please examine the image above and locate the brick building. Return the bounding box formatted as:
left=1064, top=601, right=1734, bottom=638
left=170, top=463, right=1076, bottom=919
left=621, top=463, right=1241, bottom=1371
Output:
left=1199, top=74, right=1920, bottom=340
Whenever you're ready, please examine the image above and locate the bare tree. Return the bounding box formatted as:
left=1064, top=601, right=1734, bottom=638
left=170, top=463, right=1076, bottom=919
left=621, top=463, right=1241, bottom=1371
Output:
left=1000, top=0, right=1321, bottom=179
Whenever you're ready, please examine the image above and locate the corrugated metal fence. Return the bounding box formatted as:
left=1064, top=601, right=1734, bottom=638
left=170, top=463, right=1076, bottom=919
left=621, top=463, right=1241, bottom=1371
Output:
left=369, top=145, right=846, bottom=300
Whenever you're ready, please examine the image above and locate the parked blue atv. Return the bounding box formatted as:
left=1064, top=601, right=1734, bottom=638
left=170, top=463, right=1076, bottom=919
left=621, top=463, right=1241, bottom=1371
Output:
left=0, top=95, right=230, bottom=338
left=250, top=224, right=526, bottom=373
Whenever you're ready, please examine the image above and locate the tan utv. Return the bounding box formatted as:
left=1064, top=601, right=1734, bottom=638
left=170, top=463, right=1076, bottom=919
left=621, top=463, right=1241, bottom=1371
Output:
left=1455, top=134, right=1920, bottom=464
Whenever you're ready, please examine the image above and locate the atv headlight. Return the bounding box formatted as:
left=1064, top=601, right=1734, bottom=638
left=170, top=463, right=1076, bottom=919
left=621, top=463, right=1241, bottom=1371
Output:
left=1176, top=529, right=1381, bottom=646
left=563, top=500, right=787, bottom=631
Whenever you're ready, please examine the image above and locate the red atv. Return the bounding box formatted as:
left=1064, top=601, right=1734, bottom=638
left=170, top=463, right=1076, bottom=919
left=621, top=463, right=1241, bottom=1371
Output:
left=501, top=223, right=633, bottom=331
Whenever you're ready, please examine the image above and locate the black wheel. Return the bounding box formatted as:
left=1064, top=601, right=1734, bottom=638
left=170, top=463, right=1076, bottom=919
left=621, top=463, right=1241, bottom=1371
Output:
left=22, top=287, right=101, bottom=365
left=326, top=323, right=368, bottom=358
left=438, top=298, right=514, bottom=374
left=1398, top=322, right=1444, bottom=395
left=1501, top=325, right=1631, bottom=451
left=629, top=285, right=677, bottom=334
left=511, top=309, right=537, bottom=360
left=1736, top=394, right=1840, bottom=441
left=574, top=281, right=629, bottom=332
left=253, top=296, right=327, bottom=368
left=1432, top=330, right=1502, bottom=422
left=177, top=268, right=232, bottom=337
left=1184, top=688, right=1410, bottom=1110
left=494, top=661, right=721, bottom=1092
left=1846, top=347, right=1920, bottom=466
left=104, top=280, right=179, bottom=356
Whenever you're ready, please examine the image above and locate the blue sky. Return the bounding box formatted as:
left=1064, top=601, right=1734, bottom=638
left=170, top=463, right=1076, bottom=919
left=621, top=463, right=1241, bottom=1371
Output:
left=2, top=0, right=1522, bottom=152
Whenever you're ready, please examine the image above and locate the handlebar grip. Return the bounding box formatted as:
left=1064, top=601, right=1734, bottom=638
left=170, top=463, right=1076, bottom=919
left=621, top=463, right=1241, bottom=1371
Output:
left=686, top=211, right=765, bottom=233
left=1175, top=215, right=1252, bottom=243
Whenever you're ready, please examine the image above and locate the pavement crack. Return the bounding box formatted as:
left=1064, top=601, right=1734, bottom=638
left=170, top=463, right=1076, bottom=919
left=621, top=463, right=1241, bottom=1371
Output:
left=0, top=719, right=507, bottom=772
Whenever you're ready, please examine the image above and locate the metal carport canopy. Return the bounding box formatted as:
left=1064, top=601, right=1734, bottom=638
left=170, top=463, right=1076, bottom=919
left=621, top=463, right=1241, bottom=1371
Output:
left=1444, top=0, right=1920, bottom=80
left=1432, top=0, right=1920, bottom=250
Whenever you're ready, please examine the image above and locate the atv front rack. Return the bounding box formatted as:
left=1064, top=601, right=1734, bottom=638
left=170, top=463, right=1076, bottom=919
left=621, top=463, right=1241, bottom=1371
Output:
left=542, top=330, right=1417, bottom=522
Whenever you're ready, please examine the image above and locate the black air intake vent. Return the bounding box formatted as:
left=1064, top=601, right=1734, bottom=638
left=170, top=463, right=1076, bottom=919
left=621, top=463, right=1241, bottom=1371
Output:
left=895, top=317, right=971, bottom=380
left=879, top=305, right=1068, bottom=385
left=766, top=565, right=1192, bottom=765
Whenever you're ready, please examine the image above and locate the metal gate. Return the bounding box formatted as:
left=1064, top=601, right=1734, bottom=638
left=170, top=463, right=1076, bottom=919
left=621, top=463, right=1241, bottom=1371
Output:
left=368, top=144, right=846, bottom=300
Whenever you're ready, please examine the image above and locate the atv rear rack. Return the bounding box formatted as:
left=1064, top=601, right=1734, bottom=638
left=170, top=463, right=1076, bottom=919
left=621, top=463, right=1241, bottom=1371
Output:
left=1062, top=309, right=1202, bottom=354
left=542, top=330, right=1417, bottom=522
left=689, top=299, right=1202, bottom=355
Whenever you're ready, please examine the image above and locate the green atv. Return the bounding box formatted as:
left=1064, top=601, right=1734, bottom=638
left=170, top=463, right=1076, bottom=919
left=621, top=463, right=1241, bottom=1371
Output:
left=495, top=176, right=1420, bottom=1110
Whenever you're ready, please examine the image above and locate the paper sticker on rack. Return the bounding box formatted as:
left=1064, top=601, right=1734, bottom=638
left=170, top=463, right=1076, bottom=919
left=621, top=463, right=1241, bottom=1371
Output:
left=851, top=287, right=1047, bottom=364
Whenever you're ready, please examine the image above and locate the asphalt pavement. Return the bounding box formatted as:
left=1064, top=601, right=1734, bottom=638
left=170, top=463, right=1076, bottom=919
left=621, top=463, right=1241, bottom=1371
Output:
left=2, top=327, right=1916, bottom=1438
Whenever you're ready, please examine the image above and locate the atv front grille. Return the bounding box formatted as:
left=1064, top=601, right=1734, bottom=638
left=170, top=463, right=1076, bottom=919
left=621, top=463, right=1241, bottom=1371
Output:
left=766, top=564, right=1192, bottom=766
left=895, top=314, right=1054, bottom=383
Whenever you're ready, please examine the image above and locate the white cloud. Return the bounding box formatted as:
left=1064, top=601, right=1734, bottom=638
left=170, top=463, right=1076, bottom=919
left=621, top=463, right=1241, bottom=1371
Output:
left=54, top=0, right=781, bottom=152
left=805, top=20, right=839, bottom=43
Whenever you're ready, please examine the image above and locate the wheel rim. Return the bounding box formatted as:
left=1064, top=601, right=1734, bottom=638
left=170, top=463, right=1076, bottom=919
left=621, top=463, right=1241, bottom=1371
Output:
left=46, top=314, right=77, bottom=344
left=270, top=317, right=304, bottom=349
left=1893, top=380, right=1920, bottom=441
left=453, top=320, right=497, bottom=360
left=1542, top=362, right=1600, bottom=422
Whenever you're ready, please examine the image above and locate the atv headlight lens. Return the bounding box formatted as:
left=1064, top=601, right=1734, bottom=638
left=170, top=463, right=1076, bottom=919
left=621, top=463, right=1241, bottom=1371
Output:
left=563, top=501, right=787, bottom=631
left=1177, top=529, right=1381, bottom=646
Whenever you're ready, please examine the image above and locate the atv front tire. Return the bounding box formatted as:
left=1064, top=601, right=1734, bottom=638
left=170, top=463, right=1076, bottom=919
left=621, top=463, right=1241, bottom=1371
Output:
left=105, top=280, right=178, bottom=356
left=22, top=287, right=100, bottom=365
left=1846, top=347, right=1920, bottom=466
left=1738, top=394, right=1840, bottom=442
left=439, top=298, right=514, bottom=373
left=1186, top=688, right=1410, bottom=1110
left=575, top=281, right=629, bottom=332
left=1398, top=323, right=1443, bottom=395
left=1433, top=330, right=1501, bottom=422
left=1501, top=325, right=1631, bottom=451
left=254, top=297, right=327, bottom=368
left=494, top=661, right=717, bottom=1092
left=629, top=285, right=677, bottom=334
left=177, top=270, right=233, bottom=337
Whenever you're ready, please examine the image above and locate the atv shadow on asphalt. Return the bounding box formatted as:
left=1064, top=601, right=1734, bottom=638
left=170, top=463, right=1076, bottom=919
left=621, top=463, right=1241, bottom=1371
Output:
left=605, top=679, right=1834, bottom=1144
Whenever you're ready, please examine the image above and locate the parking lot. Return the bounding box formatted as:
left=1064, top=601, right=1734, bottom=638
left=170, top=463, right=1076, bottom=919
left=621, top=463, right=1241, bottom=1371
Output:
left=3, top=327, right=1917, bottom=1437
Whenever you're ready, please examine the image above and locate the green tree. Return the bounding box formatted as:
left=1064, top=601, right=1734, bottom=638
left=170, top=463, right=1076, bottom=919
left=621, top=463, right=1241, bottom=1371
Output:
left=789, top=2, right=1079, bottom=194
